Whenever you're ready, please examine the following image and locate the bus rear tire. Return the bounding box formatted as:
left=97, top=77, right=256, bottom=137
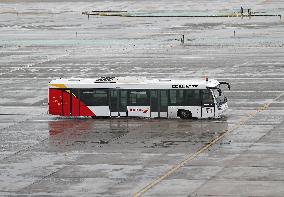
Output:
left=179, top=110, right=192, bottom=119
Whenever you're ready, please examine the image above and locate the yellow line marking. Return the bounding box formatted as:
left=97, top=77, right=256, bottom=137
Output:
left=133, top=92, right=284, bottom=197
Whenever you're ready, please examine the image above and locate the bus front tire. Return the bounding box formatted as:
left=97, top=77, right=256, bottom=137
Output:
left=179, top=110, right=192, bottom=119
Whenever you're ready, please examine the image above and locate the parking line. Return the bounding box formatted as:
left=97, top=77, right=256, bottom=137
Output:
left=133, top=92, right=284, bottom=197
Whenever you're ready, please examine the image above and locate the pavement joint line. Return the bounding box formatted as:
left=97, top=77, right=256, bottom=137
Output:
left=133, top=91, right=284, bottom=197
left=189, top=120, right=284, bottom=196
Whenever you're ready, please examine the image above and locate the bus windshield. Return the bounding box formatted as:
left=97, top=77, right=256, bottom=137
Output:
left=212, top=88, right=226, bottom=106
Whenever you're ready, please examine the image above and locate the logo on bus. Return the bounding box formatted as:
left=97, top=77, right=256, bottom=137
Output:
left=129, top=108, right=149, bottom=113
left=172, top=85, right=198, bottom=88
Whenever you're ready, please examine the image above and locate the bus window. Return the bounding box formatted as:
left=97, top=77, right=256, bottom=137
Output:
left=169, top=90, right=184, bottom=106
left=80, top=89, right=108, bottom=106
left=80, top=89, right=95, bottom=106
left=201, top=89, right=214, bottom=104
left=129, top=90, right=149, bottom=106
left=185, top=90, right=201, bottom=106
left=177, top=90, right=184, bottom=105
left=150, top=90, right=158, bottom=111
left=169, top=90, right=177, bottom=105
left=94, top=89, right=108, bottom=106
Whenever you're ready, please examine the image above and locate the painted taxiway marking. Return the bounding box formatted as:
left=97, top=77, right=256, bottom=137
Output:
left=133, top=92, right=284, bottom=197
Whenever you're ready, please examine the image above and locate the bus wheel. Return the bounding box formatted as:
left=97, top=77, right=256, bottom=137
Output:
left=91, top=116, right=96, bottom=119
left=179, top=110, right=192, bottom=119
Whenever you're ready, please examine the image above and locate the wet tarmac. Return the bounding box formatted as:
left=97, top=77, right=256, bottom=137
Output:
left=0, top=0, right=284, bottom=196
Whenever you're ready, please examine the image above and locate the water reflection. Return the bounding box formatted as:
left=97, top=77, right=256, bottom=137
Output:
left=48, top=119, right=228, bottom=151
left=48, top=119, right=140, bottom=151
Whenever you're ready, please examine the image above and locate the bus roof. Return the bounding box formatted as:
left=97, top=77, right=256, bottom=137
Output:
left=49, top=77, right=220, bottom=89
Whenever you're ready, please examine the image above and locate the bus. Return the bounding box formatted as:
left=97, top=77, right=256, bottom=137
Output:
left=48, top=76, right=230, bottom=119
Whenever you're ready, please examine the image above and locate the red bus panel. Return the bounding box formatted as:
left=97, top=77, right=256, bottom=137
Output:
left=71, top=93, right=80, bottom=116
left=49, top=88, right=95, bottom=117
left=63, top=90, right=71, bottom=116
left=49, top=89, right=63, bottom=115
left=80, top=102, right=95, bottom=116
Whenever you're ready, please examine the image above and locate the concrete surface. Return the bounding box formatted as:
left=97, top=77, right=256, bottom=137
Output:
left=0, top=0, right=284, bottom=196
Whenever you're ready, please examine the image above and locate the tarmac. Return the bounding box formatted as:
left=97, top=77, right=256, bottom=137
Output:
left=0, top=0, right=284, bottom=196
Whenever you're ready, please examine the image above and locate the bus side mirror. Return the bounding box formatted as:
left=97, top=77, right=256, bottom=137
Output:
left=218, top=89, right=222, bottom=96
left=219, top=82, right=231, bottom=90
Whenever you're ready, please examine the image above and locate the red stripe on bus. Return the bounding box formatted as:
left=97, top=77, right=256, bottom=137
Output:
left=49, top=89, right=95, bottom=117
left=63, top=91, right=71, bottom=116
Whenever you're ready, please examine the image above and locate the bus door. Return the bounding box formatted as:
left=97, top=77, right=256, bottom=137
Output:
left=110, top=89, right=119, bottom=117
left=150, top=90, right=159, bottom=118
left=201, top=89, right=215, bottom=118
left=119, top=90, right=128, bottom=117
left=159, top=90, right=168, bottom=118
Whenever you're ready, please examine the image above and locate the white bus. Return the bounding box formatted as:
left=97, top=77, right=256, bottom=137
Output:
left=48, top=76, right=230, bottom=119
